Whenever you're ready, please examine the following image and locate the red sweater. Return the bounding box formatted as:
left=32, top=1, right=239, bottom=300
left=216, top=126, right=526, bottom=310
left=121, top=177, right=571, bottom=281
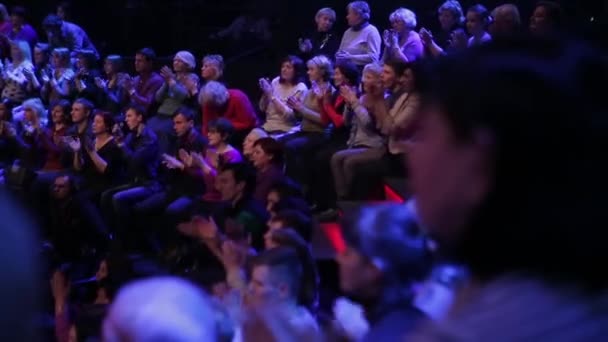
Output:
left=321, top=95, right=346, bottom=128
left=202, top=89, right=258, bottom=135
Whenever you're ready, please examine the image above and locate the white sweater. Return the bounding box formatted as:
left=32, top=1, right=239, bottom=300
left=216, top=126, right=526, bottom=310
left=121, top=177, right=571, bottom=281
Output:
left=337, top=24, right=382, bottom=66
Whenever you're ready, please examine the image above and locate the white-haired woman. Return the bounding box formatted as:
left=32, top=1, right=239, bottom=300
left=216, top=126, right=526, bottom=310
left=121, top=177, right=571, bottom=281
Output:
left=40, top=47, right=74, bottom=104
left=298, top=8, right=340, bottom=61
left=280, top=55, right=334, bottom=190
left=8, top=98, right=48, bottom=170
left=382, top=8, right=423, bottom=63
left=336, top=1, right=382, bottom=67
left=199, top=81, right=258, bottom=147
left=419, top=0, right=466, bottom=57
left=0, top=40, right=34, bottom=104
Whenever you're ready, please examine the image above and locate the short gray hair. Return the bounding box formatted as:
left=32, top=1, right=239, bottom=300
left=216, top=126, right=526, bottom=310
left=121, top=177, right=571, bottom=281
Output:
left=347, top=1, right=371, bottom=21
left=389, top=8, right=417, bottom=29
left=307, top=55, right=333, bottom=81
left=438, top=0, right=465, bottom=24
left=199, top=81, right=229, bottom=107
left=492, top=3, right=521, bottom=27
left=362, top=63, right=383, bottom=77
left=202, top=54, right=224, bottom=72
left=315, top=7, right=336, bottom=23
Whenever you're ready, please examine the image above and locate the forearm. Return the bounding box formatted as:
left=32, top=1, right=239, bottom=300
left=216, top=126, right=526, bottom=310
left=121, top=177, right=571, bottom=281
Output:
left=88, top=150, right=108, bottom=173
left=298, top=106, right=323, bottom=124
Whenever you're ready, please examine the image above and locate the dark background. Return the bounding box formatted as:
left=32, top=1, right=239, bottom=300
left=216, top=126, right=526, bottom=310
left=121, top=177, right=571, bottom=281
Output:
left=2, top=0, right=606, bottom=93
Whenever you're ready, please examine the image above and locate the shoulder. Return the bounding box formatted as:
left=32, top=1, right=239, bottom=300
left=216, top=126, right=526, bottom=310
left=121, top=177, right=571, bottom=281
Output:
left=366, top=24, right=381, bottom=36
left=271, top=77, right=280, bottom=86
left=295, top=82, right=308, bottom=91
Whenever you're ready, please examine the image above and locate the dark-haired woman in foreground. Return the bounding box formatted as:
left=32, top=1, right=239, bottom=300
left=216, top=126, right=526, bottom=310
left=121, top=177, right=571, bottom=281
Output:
left=407, top=38, right=608, bottom=339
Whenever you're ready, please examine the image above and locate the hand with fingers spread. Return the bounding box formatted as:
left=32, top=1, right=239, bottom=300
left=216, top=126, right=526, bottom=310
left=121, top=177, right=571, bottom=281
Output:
left=162, top=153, right=185, bottom=170
left=340, top=85, right=359, bottom=107
left=67, top=136, right=81, bottom=152
left=178, top=148, right=194, bottom=168
left=177, top=215, right=219, bottom=240
left=258, top=78, right=273, bottom=98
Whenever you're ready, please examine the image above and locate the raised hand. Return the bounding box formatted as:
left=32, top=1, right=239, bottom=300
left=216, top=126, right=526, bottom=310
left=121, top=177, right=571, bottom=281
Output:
left=383, top=29, right=392, bottom=47
left=258, top=78, right=272, bottom=97
left=94, top=77, right=107, bottom=89
left=419, top=28, right=433, bottom=45
left=190, top=151, right=206, bottom=168
left=286, top=96, right=304, bottom=111
left=160, top=66, right=175, bottom=82
left=340, top=85, right=358, bottom=106
left=178, top=148, right=194, bottom=167
left=162, top=153, right=185, bottom=170
left=67, top=137, right=81, bottom=152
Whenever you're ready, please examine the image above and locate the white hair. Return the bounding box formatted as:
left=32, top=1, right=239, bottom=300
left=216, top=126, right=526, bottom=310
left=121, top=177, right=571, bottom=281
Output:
left=307, top=55, right=333, bottom=81
left=103, top=277, right=221, bottom=342
left=315, top=7, right=336, bottom=23
left=199, top=81, right=230, bottom=107
left=389, top=8, right=417, bottom=29
left=438, top=0, right=465, bottom=24
left=492, top=3, right=521, bottom=27
left=22, top=98, right=47, bottom=126
left=362, top=63, right=383, bottom=77
left=347, top=1, right=371, bottom=21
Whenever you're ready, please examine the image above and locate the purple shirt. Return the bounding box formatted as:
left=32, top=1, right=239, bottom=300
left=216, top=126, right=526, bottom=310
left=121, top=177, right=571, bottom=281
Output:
left=7, top=24, right=38, bottom=49
left=254, top=164, right=285, bottom=203
left=131, top=72, right=164, bottom=115
left=382, top=30, right=424, bottom=63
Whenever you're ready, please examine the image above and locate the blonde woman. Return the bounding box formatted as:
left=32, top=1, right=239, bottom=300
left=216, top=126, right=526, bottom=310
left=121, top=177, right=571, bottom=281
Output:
left=0, top=40, right=34, bottom=103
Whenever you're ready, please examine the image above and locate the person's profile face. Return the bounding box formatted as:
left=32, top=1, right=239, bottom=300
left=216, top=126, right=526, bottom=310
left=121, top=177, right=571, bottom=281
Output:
left=439, top=10, right=457, bottom=31
left=134, top=54, right=149, bottom=73
left=124, top=109, right=142, bottom=131
left=173, top=113, right=191, bottom=137
left=71, top=103, right=87, bottom=124
left=346, top=7, right=362, bottom=27
left=217, top=170, right=242, bottom=201
left=466, top=11, right=484, bottom=36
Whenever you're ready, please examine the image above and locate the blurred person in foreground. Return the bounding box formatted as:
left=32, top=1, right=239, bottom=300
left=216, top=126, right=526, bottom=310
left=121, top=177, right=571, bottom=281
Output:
left=407, top=37, right=608, bottom=340
left=336, top=203, right=432, bottom=340
left=103, top=277, right=232, bottom=342
left=0, top=190, right=39, bottom=340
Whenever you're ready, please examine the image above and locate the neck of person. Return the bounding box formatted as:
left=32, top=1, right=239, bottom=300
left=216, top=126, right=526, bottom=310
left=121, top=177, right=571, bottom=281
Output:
left=216, top=142, right=228, bottom=153
left=77, top=121, right=88, bottom=134
left=231, top=191, right=244, bottom=207
left=96, top=132, right=111, bottom=142
left=136, top=123, right=145, bottom=136
left=54, top=122, right=66, bottom=131
left=474, top=30, right=485, bottom=40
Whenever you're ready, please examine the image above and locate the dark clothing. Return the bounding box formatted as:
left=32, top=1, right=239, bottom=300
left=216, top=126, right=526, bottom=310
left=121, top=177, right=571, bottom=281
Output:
left=119, top=126, right=159, bottom=183
left=363, top=302, right=425, bottom=342
left=75, top=69, right=102, bottom=103
left=130, top=72, right=164, bottom=116
left=300, top=30, right=340, bottom=61
left=11, top=128, right=46, bottom=170
left=79, top=139, right=123, bottom=195
left=254, top=164, right=285, bottom=203
left=280, top=131, right=328, bottom=190
left=166, top=129, right=208, bottom=196
left=213, top=197, right=268, bottom=251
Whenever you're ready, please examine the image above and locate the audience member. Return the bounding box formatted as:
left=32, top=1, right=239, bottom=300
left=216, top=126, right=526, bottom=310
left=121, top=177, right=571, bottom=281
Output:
left=41, top=47, right=74, bottom=103
left=250, top=137, right=286, bottom=202
left=382, top=8, right=423, bottom=63
left=242, top=127, right=267, bottom=161
left=200, top=54, right=225, bottom=85
left=7, top=6, right=38, bottom=49
left=466, top=4, right=492, bottom=46
left=0, top=40, right=34, bottom=104
left=41, top=14, right=99, bottom=59
left=298, top=8, right=340, bottom=61
left=489, top=3, right=521, bottom=38
left=529, top=1, right=564, bottom=36
left=125, top=48, right=164, bottom=116
left=336, top=1, right=382, bottom=67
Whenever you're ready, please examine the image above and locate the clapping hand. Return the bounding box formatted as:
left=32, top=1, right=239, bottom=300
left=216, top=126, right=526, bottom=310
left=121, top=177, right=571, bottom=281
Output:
left=178, top=148, right=194, bottom=167
left=286, top=95, right=304, bottom=111
left=41, top=70, right=50, bottom=84
left=340, top=85, right=358, bottom=106
left=162, top=153, right=185, bottom=170
left=383, top=29, right=393, bottom=47
left=258, top=78, right=272, bottom=97
left=94, top=77, right=107, bottom=89
left=190, top=151, right=206, bottom=169
left=221, top=239, right=248, bottom=270
left=311, top=81, right=327, bottom=100
left=160, top=66, right=175, bottom=83
left=67, top=136, right=81, bottom=152
left=449, top=29, right=468, bottom=50
left=419, top=28, right=433, bottom=45
left=298, top=38, right=313, bottom=53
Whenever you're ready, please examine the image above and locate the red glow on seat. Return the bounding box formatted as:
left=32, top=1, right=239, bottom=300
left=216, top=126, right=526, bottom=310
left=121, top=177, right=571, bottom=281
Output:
left=320, top=222, right=346, bottom=254
left=384, top=185, right=405, bottom=203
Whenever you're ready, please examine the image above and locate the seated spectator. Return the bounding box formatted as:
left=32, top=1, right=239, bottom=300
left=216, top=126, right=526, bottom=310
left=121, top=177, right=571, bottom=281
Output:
left=529, top=1, right=564, bottom=36
left=266, top=209, right=314, bottom=243
left=466, top=4, right=492, bottom=46
left=181, top=73, right=201, bottom=123
left=298, top=8, right=340, bottom=62
left=310, top=60, right=360, bottom=212
left=200, top=54, right=225, bottom=85
left=103, top=277, right=227, bottom=341
left=180, top=162, right=268, bottom=251
left=29, top=42, right=52, bottom=93
left=152, top=50, right=197, bottom=153
left=184, top=118, right=241, bottom=204
left=281, top=55, right=333, bottom=189
left=330, top=63, right=386, bottom=205
left=245, top=247, right=319, bottom=336
left=10, top=98, right=48, bottom=170
left=123, top=48, right=164, bottom=116
left=0, top=98, right=16, bottom=167
left=336, top=1, right=382, bottom=67
left=0, top=40, right=34, bottom=104
left=338, top=204, right=431, bottom=340
left=66, top=98, right=93, bottom=143
left=96, top=55, right=130, bottom=115
left=265, top=177, right=304, bottom=213
left=419, top=0, right=466, bottom=58
left=489, top=4, right=521, bottom=38
left=376, top=60, right=420, bottom=177
left=42, top=14, right=99, bottom=59
left=41, top=48, right=74, bottom=104
left=258, top=55, right=308, bottom=135
left=242, top=127, right=267, bottom=161
left=48, top=174, right=83, bottom=258
left=103, top=105, right=159, bottom=242
left=199, top=81, right=258, bottom=147
left=39, top=99, right=71, bottom=172
left=6, top=6, right=38, bottom=49
left=135, top=107, right=207, bottom=240
left=73, top=49, right=102, bottom=103
left=251, top=137, right=285, bottom=202
left=382, top=8, right=423, bottom=63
